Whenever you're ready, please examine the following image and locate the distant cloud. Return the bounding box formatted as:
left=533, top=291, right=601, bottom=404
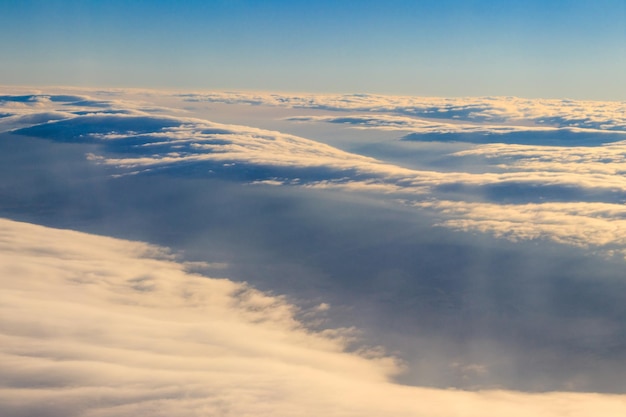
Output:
left=2, top=217, right=625, bottom=417
left=289, top=114, right=626, bottom=146
left=4, top=89, right=626, bottom=258
left=181, top=92, right=626, bottom=132
left=453, top=142, right=626, bottom=175
left=414, top=200, right=626, bottom=258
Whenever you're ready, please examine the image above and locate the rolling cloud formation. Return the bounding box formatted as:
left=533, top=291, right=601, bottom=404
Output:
left=2, top=88, right=626, bottom=410
left=3, top=90, right=626, bottom=257
left=1, top=218, right=626, bottom=417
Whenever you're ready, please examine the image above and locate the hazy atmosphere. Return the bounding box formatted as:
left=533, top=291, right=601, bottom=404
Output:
left=1, top=2, right=626, bottom=416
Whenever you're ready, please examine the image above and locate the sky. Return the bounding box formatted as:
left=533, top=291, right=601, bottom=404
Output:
left=2, top=1, right=626, bottom=416
left=1, top=0, right=625, bottom=100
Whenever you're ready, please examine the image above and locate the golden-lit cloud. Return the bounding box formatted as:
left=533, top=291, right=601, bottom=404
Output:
left=181, top=91, right=626, bottom=131
left=2, top=218, right=626, bottom=417
left=4, top=88, right=626, bottom=259
left=414, top=200, right=626, bottom=256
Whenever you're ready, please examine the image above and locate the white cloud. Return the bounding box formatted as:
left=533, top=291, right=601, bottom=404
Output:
left=181, top=92, right=626, bottom=132
left=413, top=200, right=626, bottom=257
left=1, top=217, right=625, bottom=417
left=4, top=88, right=626, bottom=258
left=287, top=113, right=620, bottom=137
left=9, top=105, right=626, bottom=197
left=453, top=141, right=626, bottom=175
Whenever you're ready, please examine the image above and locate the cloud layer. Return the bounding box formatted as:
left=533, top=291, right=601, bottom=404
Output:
left=2, top=217, right=626, bottom=417
left=4, top=90, right=626, bottom=258
left=3, top=88, right=626, bottom=398
left=181, top=92, right=626, bottom=132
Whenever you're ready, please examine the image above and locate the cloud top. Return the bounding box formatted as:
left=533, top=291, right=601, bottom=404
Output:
left=2, top=217, right=626, bottom=417
left=182, top=92, right=626, bottom=132
left=4, top=88, right=626, bottom=258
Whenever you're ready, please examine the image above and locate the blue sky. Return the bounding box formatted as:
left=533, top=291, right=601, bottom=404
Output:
left=1, top=0, right=625, bottom=99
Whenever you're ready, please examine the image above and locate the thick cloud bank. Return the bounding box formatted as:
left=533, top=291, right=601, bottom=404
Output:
left=1, top=218, right=625, bottom=417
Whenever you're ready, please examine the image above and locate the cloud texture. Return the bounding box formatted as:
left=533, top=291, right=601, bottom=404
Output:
left=2, top=218, right=626, bottom=417
left=181, top=92, right=626, bottom=132
left=3, top=87, right=626, bottom=399
left=4, top=89, right=626, bottom=257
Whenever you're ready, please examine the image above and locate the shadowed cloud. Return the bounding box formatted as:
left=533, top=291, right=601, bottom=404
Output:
left=2, top=88, right=626, bottom=400
left=2, top=218, right=626, bottom=416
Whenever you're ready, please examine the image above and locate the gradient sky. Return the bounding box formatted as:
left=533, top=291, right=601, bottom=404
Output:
left=1, top=0, right=625, bottom=99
